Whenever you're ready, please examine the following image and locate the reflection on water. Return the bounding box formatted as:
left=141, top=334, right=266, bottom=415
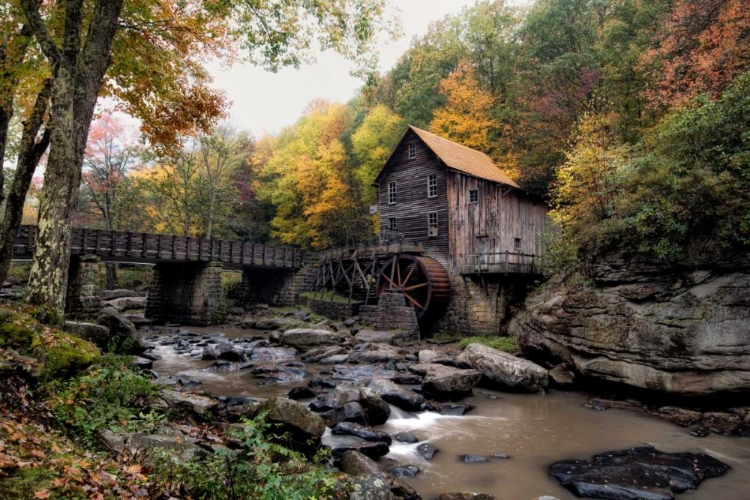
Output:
left=148, top=326, right=750, bottom=500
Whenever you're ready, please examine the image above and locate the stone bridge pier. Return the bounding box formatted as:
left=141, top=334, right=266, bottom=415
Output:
left=65, top=254, right=103, bottom=319
left=145, top=261, right=225, bottom=325
left=240, top=267, right=312, bottom=307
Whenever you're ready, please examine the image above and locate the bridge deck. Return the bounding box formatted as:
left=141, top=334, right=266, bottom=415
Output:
left=14, top=225, right=305, bottom=269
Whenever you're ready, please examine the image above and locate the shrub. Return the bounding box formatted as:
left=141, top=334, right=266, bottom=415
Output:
left=150, top=416, right=340, bottom=500
left=49, top=356, right=162, bottom=447
left=459, top=336, right=518, bottom=353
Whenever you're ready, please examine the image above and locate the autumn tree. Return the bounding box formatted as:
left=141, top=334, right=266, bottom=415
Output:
left=430, top=61, right=498, bottom=153
left=17, top=0, right=396, bottom=314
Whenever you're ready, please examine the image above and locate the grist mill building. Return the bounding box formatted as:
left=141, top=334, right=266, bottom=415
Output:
left=373, top=126, right=550, bottom=334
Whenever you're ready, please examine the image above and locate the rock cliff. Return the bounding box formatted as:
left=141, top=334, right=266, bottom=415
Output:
left=509, top=254, right=750, bottom=395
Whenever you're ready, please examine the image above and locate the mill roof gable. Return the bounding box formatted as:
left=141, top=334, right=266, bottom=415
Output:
left=374, top=125, right=520, bottom=189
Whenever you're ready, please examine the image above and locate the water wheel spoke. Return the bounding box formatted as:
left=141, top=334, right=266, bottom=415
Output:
left=382, top=273, right=397, bottom=289
left=397, top=259, right=402, bottom=287
left=403, top=292, right=425, bottom=310
left=403, top=263, right=417, bottom=285
left=404, top=282, right=428, bottom=292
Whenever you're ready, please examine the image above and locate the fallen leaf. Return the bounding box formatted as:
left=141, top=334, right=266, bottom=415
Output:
left=34, top=490, right=50, bottom=499
left=126, top=464, right=142, bottom=474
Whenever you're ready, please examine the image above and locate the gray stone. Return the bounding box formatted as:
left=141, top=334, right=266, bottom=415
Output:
left=355, top=330, right=397, bottom=344
left=348, top=474, right=397, bottom=500
left=64, top=321, right=110, bottom=345
left=418, top=349, right=454, bottom=365
left=102, top=289, right=146, bottom=300
left=332, top=422, right=392, bottom=444
left=255, top=397, right=325, bottom=457
left=457, top=343, right=548, bottom=393
left=429, top=494, right=497, bottom=500
left=302, top=345, right=347, bottom=363
left=367, top=378, right=424, bottom=411
left=96, top=307, right=144, bottom=353
left=510, top=254, right=750, bottom=395
left=348, top=343, right=402, bottom=364
left=103, top=296, right=147, bottom=311
left=394, top=432, right=419, bottom=444
left=549, top=365, right=575, bottom=387
left=332, top=440, right=390, bottom=459
left=409, top=363, right=481, bottom=399
left=280, top=328, right=342, bottom=351
left=340, top=450, right=381, bottom=475
left=158, top=390, right=219, bottom=419
left=322, top=402, right=366, bottom=427
left=417, top=442, right=439, bottom=460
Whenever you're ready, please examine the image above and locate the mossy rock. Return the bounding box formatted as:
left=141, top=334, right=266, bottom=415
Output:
left=0, top=306, right=100, bottom=378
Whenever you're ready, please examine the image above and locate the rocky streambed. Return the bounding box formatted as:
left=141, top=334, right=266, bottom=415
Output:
left=130, top=316, right=750, bottom=500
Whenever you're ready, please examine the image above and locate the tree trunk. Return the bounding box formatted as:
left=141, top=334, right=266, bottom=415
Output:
left=105, top=261, right=116, bottom=290
left=23, top=0, right=125, bottom=314
left=0, top=80, right=52, bottom=285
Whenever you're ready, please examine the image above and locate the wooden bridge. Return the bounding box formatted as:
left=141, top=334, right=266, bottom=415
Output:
left=13, top=225, right=305, bottom=269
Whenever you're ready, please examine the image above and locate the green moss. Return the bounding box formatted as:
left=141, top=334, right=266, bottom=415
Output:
left=459, top=336, right=519, bottom=353
left=0, top=308, right=39, bottom=348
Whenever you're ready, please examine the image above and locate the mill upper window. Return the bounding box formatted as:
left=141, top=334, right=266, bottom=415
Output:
left=388, top=182, right=397, bottom=204
left=408, top=143, right=417, bottom=160
left=514, top=237, right=522, bottom=250
left=469, top=189, right=479, bottom=203
left=428, top=174, right=438, bottom=198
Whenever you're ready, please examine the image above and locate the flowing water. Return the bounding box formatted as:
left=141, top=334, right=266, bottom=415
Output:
left=147, top=326, right=750, bottom=500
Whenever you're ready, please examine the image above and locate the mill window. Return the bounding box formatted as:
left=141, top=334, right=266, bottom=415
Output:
left=389, top=218, right=397, bottom=231
left=428, top=174, right=438, bottom=198
left=514, top=237, right=521, bottom=250
left=428, top=212, right=438, bottom=237
left=388, top=182, right=397, bottom=204
left=408, top=143, right=417, bottom=160
left=469, top=189, right=479, bottom=203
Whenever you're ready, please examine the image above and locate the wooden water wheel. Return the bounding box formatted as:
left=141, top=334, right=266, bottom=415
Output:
left=376, top=254, right=450, bottom=320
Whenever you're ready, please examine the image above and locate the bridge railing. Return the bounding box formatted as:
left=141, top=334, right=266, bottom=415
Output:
left=459, top=251, right=542, bottom=275
left=14, top=225, right=304, bottom=269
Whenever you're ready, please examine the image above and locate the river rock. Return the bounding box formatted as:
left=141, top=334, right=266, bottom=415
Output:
left=96, top=307, right=144, bottom=353
left=332, top=440, right=390, bottom=459
left=158, top=390, right=219, bottom=419
left=459, top=454, right=488, bottom=463
left=103, top=296, right=147, bottom=311
left=549, top=365, right=575, bottom=387
left=429, top=494, right=496, bottom=500
left=510, top=253, right=750, bottom=395
left=332, top=364, right=398, bottom=383
left=251, top=364, right=309, bottom=383
left=310, top=389, right=362, bottom=411
left=418, top=349, right=454, bottom=365
left=253, top=317, right=287, bottom=330
left=98, top=429, right=204, bottom=462
left=256, top=397, right=325, bottom=457
left=340, top=450, right=382, bottom=475
left=348, top=343, right=402, bottom=364
left=550, top=446, right=731, bottom=500
left=280, top=328, right=342, bottom=351
left=357, top=387, right=392, bottom=425
left=64, top=321, right=110, bottom=346
left=308, top=377, right=337, bottom=389
left=394, top=431, right=420, bottom=444
left=457, top=343, right=548, bottom=393
left=367, top=378, right=425, bottom=411
left=321, top=354, right=351, bottom=365
left=288, top=386, right=317, bottom=400
left=389, top=465, right=420, bottom=479
left=322, top=402, right=366, bottom=427
left=409, top=363, right=481, bottom=399
left=302, top=346, right=347, bottom=363
left=249, top=346, right=297, bottom=361
left=417, top=443, right=439, bottom=460
left=439, top=403, right=474, bottom=416
left=102, top=289, right=145, bottom=300
left=333, top=422, right=392, bottom=444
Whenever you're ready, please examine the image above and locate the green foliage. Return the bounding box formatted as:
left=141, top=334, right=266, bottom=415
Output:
left=459, top=336, right=518, bottom=353
left=150, top=416, right=340, bottom=500
left=48, top=355, right=162, bottom=447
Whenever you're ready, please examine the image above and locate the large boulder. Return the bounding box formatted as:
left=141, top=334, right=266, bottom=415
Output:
left=64, top=321, right=110, bottom=346
left=510, top=253, right=750, bottom=395
left=348, top=343, right=402, bottom=364
left=456, top=343, right=548, bottom=393
left=102, top=289, right=145, bottom=300
left=550, top=446, right=730, bottom=500
left=96, top=307, right=144, bottom=353
left=103, top=296, right=147, bottom=312
left=367, top=378, right=424, bottom=411
left=340, top=450, right=382, bottom=475
left=280, top=328, right=341, bottom=351
left=255, top=397, right=325, bottom=457
left=311, top=388, right=390, bottom=426
left=409, top=363, right=481, bottom=399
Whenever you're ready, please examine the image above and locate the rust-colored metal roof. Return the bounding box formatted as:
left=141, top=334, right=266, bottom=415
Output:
left=408, top=125, right=519, bottom=188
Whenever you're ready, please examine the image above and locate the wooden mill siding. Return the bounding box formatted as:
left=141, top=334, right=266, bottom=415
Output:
left=446, top=171, right=549, bottom=275
left=376, top=129, right=450, bottom=269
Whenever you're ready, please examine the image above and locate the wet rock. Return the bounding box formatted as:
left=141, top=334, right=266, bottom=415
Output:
left=456, top=343, right=548, bottom=393
left=550, top=446, right=731, bottom=500
left=389, top=465, right=420, bottom=479
left=254, top=317, right=289, bottom=330
left=357, top=387, right=392, bottom=425
left=418, top=349, right=455, bottom=366
left=391, top=375, right=422, bottom=385
left=332, top=440, right=390, bottom=459
left=344, top=316, right=361, bottom=327
left=333, top=422, right=392, bottom=444
left=255, top=397, right=325, bottom=457
left=129, top=356, right=153, bottom=370
left=321, top=402, right=365, bottom=427
left=367, top=378, right=424, bottom=411
left=250, top=364, right=309, bottom=383
left=340, top=450, right=382, bottom=475
left=459, top=454, right=488, bottom=464
left=394, top=432, right=420, bottom=444
left=429, top=494, right=496, bottom=500
left=321, top=354, right=351, bottom=365
left=308, top=377, right=337, bottom=389
left=490, top=453, right=509, bottom=459
left=417, top=443, right=439, bottom=460
left=439, top=403, right=474, bottom=416
left=348, top=474, right=397, bottom=500
left=310, top=389, right=362, bottom=412
left=409, top=363, right=481, bottom=400
left=355, top=330, right=397, bottom=344
left=656, top=406, right=703, bottom=427
left=332, top=364, right=398, bottom=383
left=64, top=321, right=110, bottom=346
left=238, top=316, right=256, bottom=329
left=534, top=497, right=560, bottom=500
left=249, top=346, right=297, bottom=362
left=549, top=365, right=575, bottom=387
left=288, top=386, right=317, bottom=400
left=348, top=343, right=402, bottom=364
left=280, top=328, right=342, bottom=351
left=302, top=346, right=347, bottom=363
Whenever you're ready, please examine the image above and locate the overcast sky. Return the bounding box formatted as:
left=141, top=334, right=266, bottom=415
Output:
left=207, top=0, right=477, bottom=137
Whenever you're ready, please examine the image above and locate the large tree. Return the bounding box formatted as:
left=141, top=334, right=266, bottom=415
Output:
left=17, top=0, right=395, bottom=314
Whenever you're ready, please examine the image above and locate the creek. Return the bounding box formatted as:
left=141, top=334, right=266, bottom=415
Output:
left=146, top=326, right=750, bottom=500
